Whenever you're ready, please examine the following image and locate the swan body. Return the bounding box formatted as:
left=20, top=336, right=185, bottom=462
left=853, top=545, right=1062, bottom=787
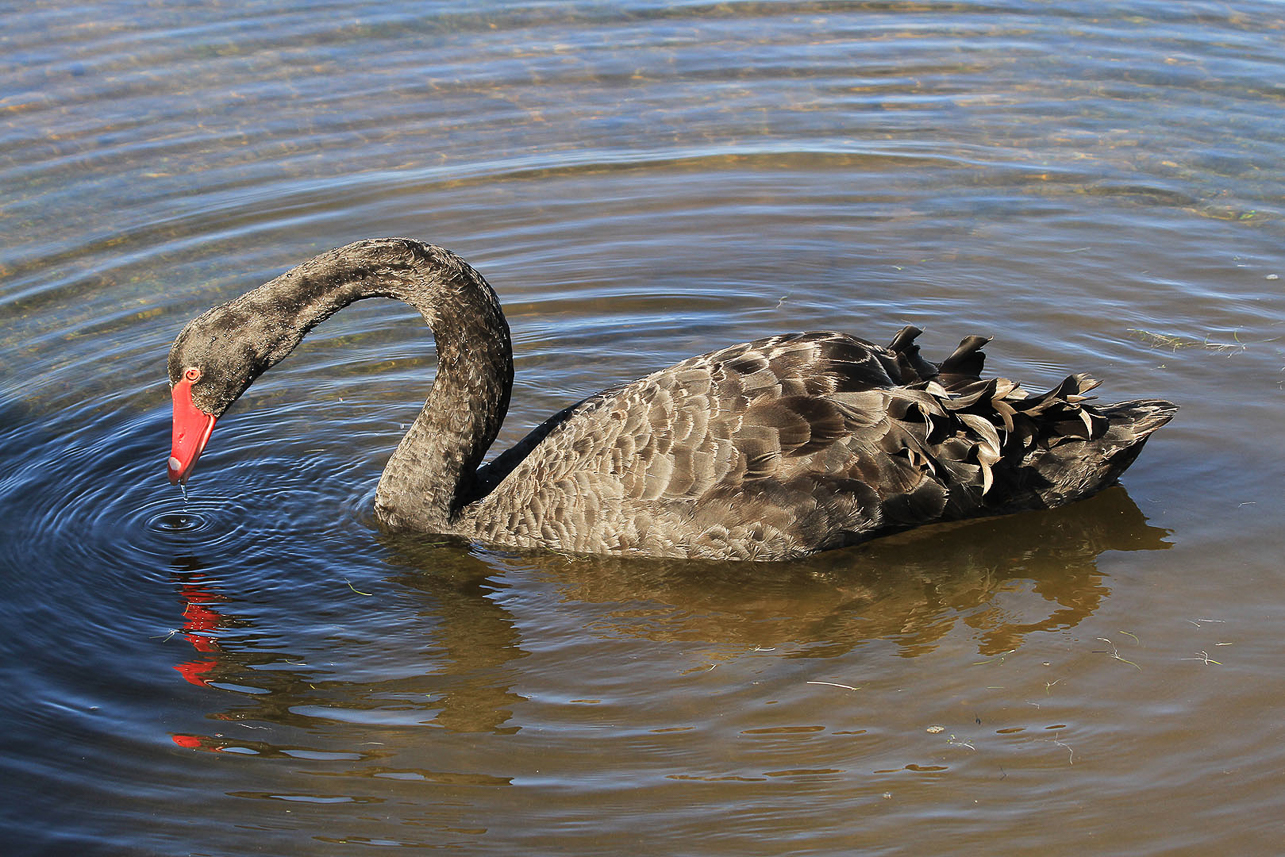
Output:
left=167, top=238, right=1175, bottom=561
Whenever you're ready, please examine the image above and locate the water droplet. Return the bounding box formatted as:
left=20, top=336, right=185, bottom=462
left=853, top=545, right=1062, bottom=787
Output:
left=148, top=510, right=207, bottom=534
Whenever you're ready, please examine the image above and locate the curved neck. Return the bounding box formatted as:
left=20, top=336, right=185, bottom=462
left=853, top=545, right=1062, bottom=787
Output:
left=246, top=238, right=513, bottom=531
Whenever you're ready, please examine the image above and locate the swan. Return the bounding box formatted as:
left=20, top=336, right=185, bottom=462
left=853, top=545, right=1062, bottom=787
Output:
left=167, top=238, right=1175, bottom=561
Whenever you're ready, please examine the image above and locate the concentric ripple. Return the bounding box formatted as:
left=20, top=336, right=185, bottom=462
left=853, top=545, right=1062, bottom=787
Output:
left=146, top=508, right=210, bottom=536
left=0, top=400, right=383, bottom=598
left=130, top=492, right=257, bottom=556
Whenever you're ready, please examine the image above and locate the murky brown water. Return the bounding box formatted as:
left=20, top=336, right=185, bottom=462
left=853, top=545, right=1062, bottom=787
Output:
left=2, top=1, right=1283, bottom=854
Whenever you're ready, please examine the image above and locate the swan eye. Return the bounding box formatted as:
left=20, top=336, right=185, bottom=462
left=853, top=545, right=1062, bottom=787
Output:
left=183, top=367, right=202, bottom=382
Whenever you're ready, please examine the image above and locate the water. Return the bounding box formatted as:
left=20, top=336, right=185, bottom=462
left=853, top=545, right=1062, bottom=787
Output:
left=2, top=1, right=1283, bottom=854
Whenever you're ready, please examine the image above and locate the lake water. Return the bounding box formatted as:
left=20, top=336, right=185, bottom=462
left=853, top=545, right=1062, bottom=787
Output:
left=2, top=1, right=1283, bottom=854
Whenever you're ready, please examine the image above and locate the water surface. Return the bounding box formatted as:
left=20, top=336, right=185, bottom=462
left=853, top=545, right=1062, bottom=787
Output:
left=2, top=1, right=1283, bottom=854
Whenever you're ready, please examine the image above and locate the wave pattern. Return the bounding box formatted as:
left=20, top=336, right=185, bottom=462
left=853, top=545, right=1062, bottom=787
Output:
left=2, top=0, right=1283, bottom=854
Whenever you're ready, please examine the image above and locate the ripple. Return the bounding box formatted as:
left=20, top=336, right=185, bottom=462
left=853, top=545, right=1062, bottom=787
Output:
left=126, top=493, right=257, bottom=559
left=1, top=400, right=378, bottom=599
left=147, top=510, right=207, bottom=535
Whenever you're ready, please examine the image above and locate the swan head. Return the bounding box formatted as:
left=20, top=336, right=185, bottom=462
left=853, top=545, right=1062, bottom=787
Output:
left=165, top=300, right=277, bottom=484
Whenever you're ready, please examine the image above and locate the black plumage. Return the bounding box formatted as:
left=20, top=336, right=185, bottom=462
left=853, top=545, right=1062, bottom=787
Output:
left=167, top=238, right=1176, bottom=561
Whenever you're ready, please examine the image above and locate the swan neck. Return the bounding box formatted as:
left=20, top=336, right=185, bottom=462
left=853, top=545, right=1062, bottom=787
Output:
left=218, top=238, right=514, bottom=532
left=355, top=241, right=514, bottom=532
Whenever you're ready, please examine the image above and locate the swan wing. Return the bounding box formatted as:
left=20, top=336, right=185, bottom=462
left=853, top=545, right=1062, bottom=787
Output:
left=469, top=329, right=1172, bottom=559
left=473, top=332, right=952, bottom=555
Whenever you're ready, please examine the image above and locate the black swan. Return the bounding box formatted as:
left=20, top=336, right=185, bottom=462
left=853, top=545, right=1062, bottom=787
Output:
left=167, top=238, right=1175, bottom=561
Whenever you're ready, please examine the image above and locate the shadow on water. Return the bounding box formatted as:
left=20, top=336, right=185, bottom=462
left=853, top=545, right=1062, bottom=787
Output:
left=459, top=485, right=1168, bottom=660
left=162, top=485, right=1168, bottom=745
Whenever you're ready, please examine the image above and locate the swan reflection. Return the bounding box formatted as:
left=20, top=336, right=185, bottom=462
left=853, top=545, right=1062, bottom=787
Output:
left=165, top=484, right=1167, bottom=753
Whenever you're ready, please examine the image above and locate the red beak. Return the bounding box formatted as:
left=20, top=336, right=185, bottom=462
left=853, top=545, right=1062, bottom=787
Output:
left=168, top=377, right=217, bottom=484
